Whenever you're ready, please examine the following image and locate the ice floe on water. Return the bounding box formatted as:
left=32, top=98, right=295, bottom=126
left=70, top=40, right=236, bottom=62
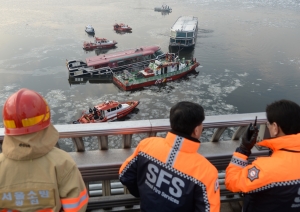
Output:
left=236, top=72, right=248, bottom=77
left=0, top=67, right=243, bottom=149
left=0, top=85, right=19, bottom=106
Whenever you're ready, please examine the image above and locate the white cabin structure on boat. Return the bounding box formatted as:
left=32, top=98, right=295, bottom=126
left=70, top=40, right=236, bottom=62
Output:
left=169, top=16, right=198, bottom=48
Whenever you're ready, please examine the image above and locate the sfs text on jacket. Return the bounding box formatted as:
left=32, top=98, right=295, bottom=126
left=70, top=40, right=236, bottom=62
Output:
left=119, top=131, right=220, bottom=212
left=225, top=133, right=300, bottom=212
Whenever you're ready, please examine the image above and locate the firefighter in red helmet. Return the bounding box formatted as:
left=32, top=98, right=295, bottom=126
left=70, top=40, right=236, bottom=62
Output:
left=0, top=88, right=88, bottom=212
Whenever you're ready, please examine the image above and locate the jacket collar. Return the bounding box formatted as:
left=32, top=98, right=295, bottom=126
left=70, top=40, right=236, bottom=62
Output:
left=257, top=133, right=300, bottom=151
left=166, top=131, right=200, bottom=153
left=2, top=124, right=59, bottom=160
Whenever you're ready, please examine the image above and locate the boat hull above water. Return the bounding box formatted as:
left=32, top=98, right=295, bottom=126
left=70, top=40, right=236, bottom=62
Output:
left=113, top=23, right=132, bottom=32
left=74, top=100, right=139, bottom=124
left=83, top=37, right=117, bottom=50
left=113, top=54, right=200, bottom=91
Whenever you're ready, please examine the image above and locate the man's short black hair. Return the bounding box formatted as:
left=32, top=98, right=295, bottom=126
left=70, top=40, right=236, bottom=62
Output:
left=170, top=101, right=205, bottom=135
left=266, top=99, right=300, bottom=135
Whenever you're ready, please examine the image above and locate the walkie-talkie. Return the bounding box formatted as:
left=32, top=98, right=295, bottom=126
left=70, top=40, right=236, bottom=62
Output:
left=247, top=116, right=257, bottom=140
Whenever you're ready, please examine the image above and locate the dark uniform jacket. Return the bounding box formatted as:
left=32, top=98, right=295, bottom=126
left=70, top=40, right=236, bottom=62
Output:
left=225, top=133, right=300, bottom=212
left=119, top=131, right=220, bottom=212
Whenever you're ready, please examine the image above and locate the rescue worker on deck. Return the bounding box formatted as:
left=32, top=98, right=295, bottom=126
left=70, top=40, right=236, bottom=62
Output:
left=119, top=101, right=220, bottom=212
left=225, top=99, right=300, bottom=212
left=0, top=88, right=88, bottom=212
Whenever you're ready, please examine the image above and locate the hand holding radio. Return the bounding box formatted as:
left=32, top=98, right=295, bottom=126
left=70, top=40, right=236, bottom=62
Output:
left=239, top=116, right=259, bottom=156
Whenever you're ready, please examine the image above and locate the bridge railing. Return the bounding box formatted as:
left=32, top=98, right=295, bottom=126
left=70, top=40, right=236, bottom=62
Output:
left=0, top=112, right=270, bottom=211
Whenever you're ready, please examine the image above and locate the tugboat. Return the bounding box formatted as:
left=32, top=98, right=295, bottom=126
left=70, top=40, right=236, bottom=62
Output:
left=113, top=23, right=132, bottom=32
left=113, top=53, right=200, bottom=91
left=73, top=100, right=140, bottom=123
left=85, top=25, right=95, bottom=34
left=83, top=37, right=117, bottom=50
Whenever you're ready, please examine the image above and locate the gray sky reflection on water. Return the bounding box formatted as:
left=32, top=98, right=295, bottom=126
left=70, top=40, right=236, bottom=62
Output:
left=0, top=0, right=300, bottom=129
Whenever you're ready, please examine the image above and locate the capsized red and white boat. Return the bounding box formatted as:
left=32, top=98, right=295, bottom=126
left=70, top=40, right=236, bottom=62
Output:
left=83, top=37, right=117, bottom=50
left=113, top=23, right=132, bottom=32
left=73, top=100, right=139, bottom=124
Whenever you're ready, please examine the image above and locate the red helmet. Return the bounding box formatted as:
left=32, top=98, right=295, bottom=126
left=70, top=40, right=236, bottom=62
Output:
left=3, top=88, right=50, bottom=135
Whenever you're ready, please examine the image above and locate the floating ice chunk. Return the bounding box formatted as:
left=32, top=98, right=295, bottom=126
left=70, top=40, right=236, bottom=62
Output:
left=3, top=85, right=18, bottom=91
left=236, top=72, right=248, bottom=77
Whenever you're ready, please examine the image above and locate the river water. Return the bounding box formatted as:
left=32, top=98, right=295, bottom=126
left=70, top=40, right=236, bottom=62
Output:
left=0, top=0, right=300, bottom=136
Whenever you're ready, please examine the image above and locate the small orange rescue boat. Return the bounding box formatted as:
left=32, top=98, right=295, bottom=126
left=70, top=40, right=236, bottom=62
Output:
left=73, top=100, right=139, bottom=124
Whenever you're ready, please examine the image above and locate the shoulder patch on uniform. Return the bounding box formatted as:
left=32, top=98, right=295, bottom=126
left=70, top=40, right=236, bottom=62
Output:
left=247, top=166, right=260, bottom=182
left=214, top=179, right=219, bottom=192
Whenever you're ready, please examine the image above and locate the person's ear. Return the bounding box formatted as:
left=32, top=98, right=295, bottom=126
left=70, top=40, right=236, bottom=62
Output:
left=273, top=122, right=282, bottom=137
left=191, top=126, right=198, bottom=138
left=191, top=124, right=203, bottom=139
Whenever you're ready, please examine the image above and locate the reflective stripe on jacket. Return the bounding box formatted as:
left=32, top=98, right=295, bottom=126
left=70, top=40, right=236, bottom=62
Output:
left=225, top=133, right=300, bottom=212
left=61, top=188, right=89, bottom=211
left=119, top=131, right=220, bottom=212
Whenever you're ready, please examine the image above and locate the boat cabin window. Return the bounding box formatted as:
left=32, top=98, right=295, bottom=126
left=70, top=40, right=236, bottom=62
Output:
left=118, top=104, right=122, bottom=109
left=187, top=32, right=194, bottom=38
left=70, top=62, right=85, bottom=68
left=110, top=107, right=117, bottom=112
left=177, top=32, right=186, bottom=37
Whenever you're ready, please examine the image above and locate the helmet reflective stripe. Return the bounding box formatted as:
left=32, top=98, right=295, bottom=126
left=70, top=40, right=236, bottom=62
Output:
left=22, top=112, right=50, bottom=127
left=3, top=120, right=16, bottom=128
left=4, top=112, right=50, bottom=129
